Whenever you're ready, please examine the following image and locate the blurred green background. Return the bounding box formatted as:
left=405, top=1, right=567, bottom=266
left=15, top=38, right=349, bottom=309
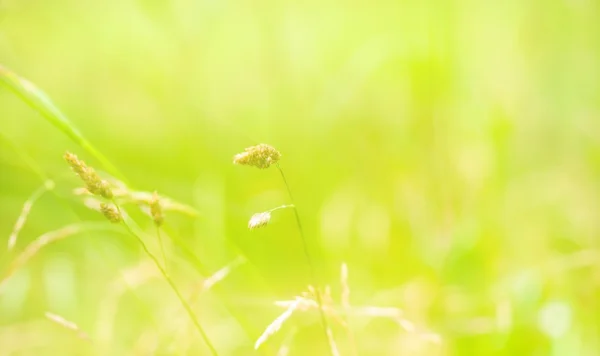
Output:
left=1, top=0, right=599, bottom=355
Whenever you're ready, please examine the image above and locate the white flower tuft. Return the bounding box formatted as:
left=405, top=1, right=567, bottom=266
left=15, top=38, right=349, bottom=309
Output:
left=248, top=211, right=271, bottom=230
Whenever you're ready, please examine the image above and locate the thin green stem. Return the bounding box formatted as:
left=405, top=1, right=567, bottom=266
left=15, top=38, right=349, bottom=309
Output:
left=156, top=225, right=168, bottom=273
left=267, top=204, right=295, bottom=213
left=116, top=205, right=218, bottom=356
left=0, top=133, right=49, bottom=182
left=276, top=163, right=334, bottom=355
left=7, top=180, right=54, bottom=252
left=0, top=64, right=126, bottom=182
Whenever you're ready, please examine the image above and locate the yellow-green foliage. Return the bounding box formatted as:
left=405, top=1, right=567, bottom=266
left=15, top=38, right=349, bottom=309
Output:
left=1, top=1, right=599, bottom=355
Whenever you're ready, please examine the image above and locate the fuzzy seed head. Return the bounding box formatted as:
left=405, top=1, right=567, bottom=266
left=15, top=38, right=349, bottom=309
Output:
left=149, top=191, right=164, bottom=226
left=248, top=212, right=271, bottom=230
left=64, top=152, right=113, bottom=199
left=233, top=144, right=281, bottom=169
left=100, top=203, right=121, bottom=223
left=64, top=152, right=86, bottom=176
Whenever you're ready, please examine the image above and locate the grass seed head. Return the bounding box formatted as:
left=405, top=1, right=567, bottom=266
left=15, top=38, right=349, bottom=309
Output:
left=100, top=203, right=121, bottom=223
left=149, top=191, right=164, bottom=226
left=248, top=211, right=271, bottom=229
left=233, top=144, right=281, bottom=169
left=255, top=301, right=298, bottom=350
left=64, top=151, right=113, bottom=199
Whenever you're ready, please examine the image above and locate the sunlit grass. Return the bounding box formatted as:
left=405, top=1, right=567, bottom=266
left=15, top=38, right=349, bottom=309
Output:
left=1, top=0, right=600, bottom=354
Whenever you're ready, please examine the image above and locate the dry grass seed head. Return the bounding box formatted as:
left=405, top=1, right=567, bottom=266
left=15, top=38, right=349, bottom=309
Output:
left=45, top=312, right=89, bottom=340
left=233, top=144, right=281, bottom=169
left=64, top=151, right=113, bottom=199
left=149, top=191, right=164, bottom=226
left=100, top=203, right=121, bottom=223
left=258, top=286, right=330, bottom=350
left=267, top=286, right=340, bottom=355
left=248, top=211, right=271, bottom=229
left=255, top=301, right=299, bottom=350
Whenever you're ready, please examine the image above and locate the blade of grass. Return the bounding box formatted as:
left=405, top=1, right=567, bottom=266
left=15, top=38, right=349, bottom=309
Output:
left=0, top=133, right=49, bottom=182
left=117, top=209, right=219, bottom=355
left=7, top=179, right=55, bottom=251
left=0, top=63, right=125, bottom=182
left=276, top=163, right=334, bottom=355
left=0, top=65, right=275, bottom=354
left=0, top=143, right=166, bottom=352
left=0, top=222, right=124, bottom=290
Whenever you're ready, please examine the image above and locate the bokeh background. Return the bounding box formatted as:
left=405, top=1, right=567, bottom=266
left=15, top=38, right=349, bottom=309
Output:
left=1, top=0, right=600, bottom=355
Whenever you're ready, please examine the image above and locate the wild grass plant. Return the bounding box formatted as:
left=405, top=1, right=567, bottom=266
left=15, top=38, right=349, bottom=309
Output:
left=0, top=65, right=227, bottom=354
left=0, top=64, right=442, bottom=354
left=1, top=2, right=600, bottom=355
left=233, top=143, right=337, bottom=353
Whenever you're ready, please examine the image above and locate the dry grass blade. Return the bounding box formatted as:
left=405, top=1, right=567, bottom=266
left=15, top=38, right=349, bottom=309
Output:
left=259, top=287, right=342, bottom=353
left=7, top=180, right=54, bottom=251
left=340, top=262, right=358, bottom=355
left=45, top=312, right=90, bottom=340
left=275, top=163, right=334, bottom=353
left=77, top=187, right=201, bottom=217
left=204, top=256, right=246, bottom=290
left=0, top=63, right=124, bottom=181
left=326, top=328, right=340, bottom=356
left=1, top=224, right=81, bottom=288
left=118, top=215, right=219, bottom=355
left=0, top=222, right=122, bottom=290
left=340, top=263, right=350, bottom=309
left=164, top=256, right=247, bottom=355
left=255, top=301, right=299, bottom=350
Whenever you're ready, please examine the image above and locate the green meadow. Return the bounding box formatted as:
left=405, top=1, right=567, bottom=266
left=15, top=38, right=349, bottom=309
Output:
left=1, top=1, right=599, bottom=355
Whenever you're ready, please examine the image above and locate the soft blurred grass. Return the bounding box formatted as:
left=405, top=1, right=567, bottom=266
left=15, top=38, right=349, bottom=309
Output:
left=1, top=0, right=600, bottom=355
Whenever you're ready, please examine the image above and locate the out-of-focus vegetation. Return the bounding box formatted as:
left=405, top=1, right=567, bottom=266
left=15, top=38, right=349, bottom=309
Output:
left=1, top=0, right=599, bottom=355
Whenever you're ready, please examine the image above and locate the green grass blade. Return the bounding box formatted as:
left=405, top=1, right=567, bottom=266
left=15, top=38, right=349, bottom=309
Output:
left=0, top=63, right=126, bottom=182
left=0, top=132, right=49, bottom=182
left=0, top=63, right=271, bottom=352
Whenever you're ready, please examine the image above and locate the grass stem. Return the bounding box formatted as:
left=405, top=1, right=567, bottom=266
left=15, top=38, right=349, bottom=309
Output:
left=156, top=226, right=168, bottom=273
left=116, top=206, right=218, bottom=355
left=276, top=163, right=334, bottom=355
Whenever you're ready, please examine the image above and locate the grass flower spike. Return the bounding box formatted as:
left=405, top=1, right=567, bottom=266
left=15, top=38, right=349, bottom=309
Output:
left=256, top=285, right=340, bottom=353
left=149, top=191, right=168, bottom=273
left=100, top=203, right=122, bottom=223
left=149, top=191, right=164, bottom=226
left=247, top=205, right=294, bottom=230
left=45, top=312, right=90, bottom=340
left=64, top=151, right=113, bottom=199
left=233, top=143, right=281, bottom=169
left=248, top=211, right=271, bottom=229
left=234, top=144, right=334, bottom=354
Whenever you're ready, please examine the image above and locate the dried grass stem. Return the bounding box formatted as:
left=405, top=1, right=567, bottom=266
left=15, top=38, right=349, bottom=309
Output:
left=117, top=211, right=219, bottom=356
left=276, top=163, right=334, bottom=355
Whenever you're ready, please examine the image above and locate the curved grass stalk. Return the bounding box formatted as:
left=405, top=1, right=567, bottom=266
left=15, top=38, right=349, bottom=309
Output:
left=155, top=226, right=168, bottom=273
left=0, top=63, right=125, bottom=182
left=0, top=63, right=267, bottom=352
left=275, top=163, right=335, bottom=355
left=7, top=180, right=55, bottom=251
left=45, top=312, right=91, bottom=341
left=340, top=262, right=358, bottom=355
left=0, top=141, right=163, bottom=351
left=116, top=207, right=219, bottom=356
left=0, top=222, right=124, bottom=290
